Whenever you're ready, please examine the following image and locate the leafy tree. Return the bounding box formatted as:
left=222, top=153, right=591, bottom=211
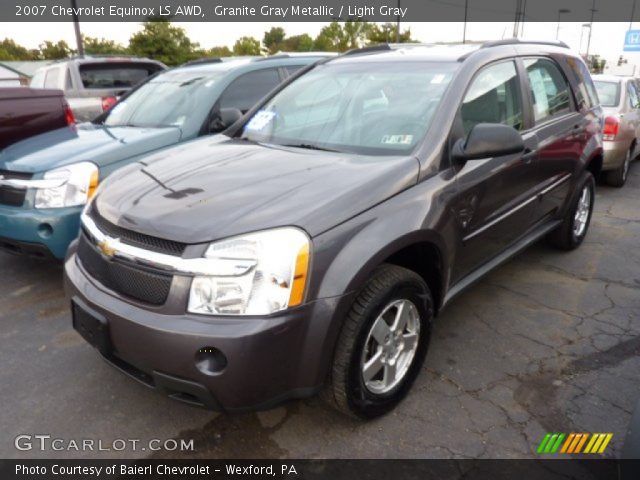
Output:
left=206, top=46, right=233, bottom=57
left=83, top=36, right=128, bottom=55
left=39, top=40, right=74, bottom=59
left=263, top=27, right=286, bottom=54
left=0, top=38, right=39, bottom=60
left=128, top=20, right=199, bottom=65
left=282, top=34, right=314, bottom=52
left=233, top=36, right=261, bottom=56
left=367, top=23, right=414, bottom=44
left=314, top=21, right=371, bottom=52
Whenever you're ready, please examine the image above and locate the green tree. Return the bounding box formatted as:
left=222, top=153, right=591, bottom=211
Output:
left=0, top=38, right=39, bottom=60
left=367, top=23, right=414, bottom=44
left=205, top=46, right=233, bottom=57
left=83, top=36, right=128, bottom=55
left=263, top=27, right=286, bottom=54
left=282, top=34, right=314, bottom=52
left=314, top=21, right=371, bottom=52
left=39, top=40, right=74, bottom=59
left=128, top=20, right=199, bottom=65
left=233, top=36, right=261, bottom=56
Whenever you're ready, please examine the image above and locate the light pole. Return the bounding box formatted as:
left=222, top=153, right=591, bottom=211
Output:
left=396, top=0, right=401, bottom=43
left=70, top=0, right=84, bottom=57
left=631, top=0, right=637, bottom=30
left=556, top=9, right=570, bottom=40
left=585, top=0, right=597, bottom=58
left=463, top=0, right=469, bottom=43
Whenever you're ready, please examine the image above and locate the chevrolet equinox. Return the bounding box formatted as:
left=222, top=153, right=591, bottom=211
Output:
left=64, top=40, right=604, bottom=418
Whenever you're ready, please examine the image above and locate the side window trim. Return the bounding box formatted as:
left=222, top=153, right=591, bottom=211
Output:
left=519, top=56, right=577, bottom=127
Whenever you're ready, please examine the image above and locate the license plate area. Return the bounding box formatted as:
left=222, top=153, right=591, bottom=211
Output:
left=72, top=299, right=111, bottom=356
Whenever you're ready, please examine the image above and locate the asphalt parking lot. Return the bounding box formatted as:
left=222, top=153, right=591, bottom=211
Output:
left=1, top=164, right=639, bottom=460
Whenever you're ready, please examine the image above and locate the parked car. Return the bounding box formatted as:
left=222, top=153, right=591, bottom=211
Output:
left=64, top=40, right=603, bottom=418
left=0, top=87, right=74, bottom=150
left=592, top=74, right=640, bottom=187
left=0, top=55, right=326, bottom=260
left=29, top=56, right=166, bottom=122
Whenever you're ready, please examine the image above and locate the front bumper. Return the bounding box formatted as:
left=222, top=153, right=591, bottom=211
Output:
left=603, top=140, right=630, bottom=171
left=63, top=241, right=346, bottom=411
left=0, top=204, right=83, bottom=260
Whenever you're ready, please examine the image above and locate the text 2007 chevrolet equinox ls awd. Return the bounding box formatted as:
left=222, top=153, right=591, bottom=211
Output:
left=64, top=40, right=603, bottom=418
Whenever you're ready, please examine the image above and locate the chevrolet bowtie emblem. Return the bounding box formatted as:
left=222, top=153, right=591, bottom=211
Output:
left=97, top=238, right=118, bottom=258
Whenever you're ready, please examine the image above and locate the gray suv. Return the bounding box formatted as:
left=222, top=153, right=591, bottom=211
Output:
left=30, top=56, right=166, bottom=122
left=64, top=40, right=603, bottom=418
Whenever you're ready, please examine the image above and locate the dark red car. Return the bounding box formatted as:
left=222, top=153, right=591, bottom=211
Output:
left=0, top=87, right=74, bottom=150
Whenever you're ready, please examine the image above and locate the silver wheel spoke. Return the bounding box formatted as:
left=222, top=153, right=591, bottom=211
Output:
left=403, top=332, right=419, bottom=352
left=363, top=350, right=384, bottom=382
left=370, top=316, right=391, bottom=344
left=394, top=301, right=410, bottom=332
left=383, top=361, right=398, bottom=387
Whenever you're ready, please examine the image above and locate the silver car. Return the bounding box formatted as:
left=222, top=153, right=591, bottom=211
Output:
left=30, top=56, right=166, bottom=122
left=593, top=74, right=640, bottom=187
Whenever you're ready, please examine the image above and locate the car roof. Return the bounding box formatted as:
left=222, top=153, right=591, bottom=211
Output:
left=328, top=39, right=573, bottom=64
left=592, top=74, right=629, bottom=83
left=169, top=54, right=330, bottom=75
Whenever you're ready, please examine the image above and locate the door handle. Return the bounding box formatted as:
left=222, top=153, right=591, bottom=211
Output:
left=521, top=148, right=537, bottom=164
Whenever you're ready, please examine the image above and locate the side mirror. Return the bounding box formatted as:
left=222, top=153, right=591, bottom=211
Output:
left=453, top=123, right=525, bottom=161
left=209, top=107, right=243, bottom=133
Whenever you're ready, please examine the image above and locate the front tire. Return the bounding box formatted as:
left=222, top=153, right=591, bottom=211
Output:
left=326, top=264, right=433, bottom=419
left=548, top=171, right=595, bottom=250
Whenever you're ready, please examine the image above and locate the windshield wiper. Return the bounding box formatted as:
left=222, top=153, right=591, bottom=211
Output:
left=281, top=143, right=342, bottom=153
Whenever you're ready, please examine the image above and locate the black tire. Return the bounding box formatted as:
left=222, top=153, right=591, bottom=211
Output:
left=325, top=264, right=433, bottom=419
left=548, top=171, right=595, bottom=250
left=605, top=146, right=632, bottom=188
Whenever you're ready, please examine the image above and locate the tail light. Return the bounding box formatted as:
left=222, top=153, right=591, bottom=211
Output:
left=63, top=102, right=75, bottom=126
left=603, top=116, right=620, bottom=141
left=101, top=96, right=118, bottom=112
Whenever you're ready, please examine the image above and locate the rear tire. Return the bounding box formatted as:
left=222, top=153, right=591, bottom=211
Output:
left=548, top=171, right=595, bottom=250
left=605, top=146, right=632, bottom=188
left=325, top=264, right=433, bottom=419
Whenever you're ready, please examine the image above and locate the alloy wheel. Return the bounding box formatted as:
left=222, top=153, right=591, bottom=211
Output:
left=573, top=185, right=592, bottom=238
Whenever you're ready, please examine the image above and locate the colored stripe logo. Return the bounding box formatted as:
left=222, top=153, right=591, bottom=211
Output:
left=537, top=433, right=613, bottom=454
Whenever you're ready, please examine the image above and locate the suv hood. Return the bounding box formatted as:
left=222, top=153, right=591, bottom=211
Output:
left=0, top=123, right=182, bottom=173
left=95, top=138, right=419, bottom=242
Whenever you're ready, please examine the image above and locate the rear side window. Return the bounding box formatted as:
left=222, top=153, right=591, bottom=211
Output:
left=523, top=58, right=572, bottom=123
left=285, top=65, right=306, bottom=76
left=44, top=67, right=61, bottom=88
left=79, top=63, right=157, bottom=89
left=219, top=68, right=281, bottom=113
left=565, top=57, right=599, bottom=109
left=594, top=81, right=620, bottom=107
left=628, top=81, right=640, bottom=108
left=461, top=60, right=523, bottom=134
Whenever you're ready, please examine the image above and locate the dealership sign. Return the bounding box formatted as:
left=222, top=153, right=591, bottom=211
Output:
left=624, top=30, right=640, bottom=51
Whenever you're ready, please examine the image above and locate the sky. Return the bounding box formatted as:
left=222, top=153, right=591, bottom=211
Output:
left=0, top=21, right=632, bottom=67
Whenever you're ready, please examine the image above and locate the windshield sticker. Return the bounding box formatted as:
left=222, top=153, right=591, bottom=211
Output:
left=245, top=110, right=276, bottom=131
left=381, top=134, right=413, bottom=145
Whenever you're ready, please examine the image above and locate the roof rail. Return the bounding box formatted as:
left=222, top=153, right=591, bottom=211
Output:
left=183, top=58, right=223, bottom=66
left=481, top=38, right=569, bottom=49
left=343, top=44, right=393, bottom=56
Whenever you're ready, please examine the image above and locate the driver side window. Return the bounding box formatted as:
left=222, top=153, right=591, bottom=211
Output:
left=461, top=61, right=523, bottom=135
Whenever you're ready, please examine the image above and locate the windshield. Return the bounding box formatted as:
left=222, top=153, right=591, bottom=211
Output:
left=104, top=71, right=223, bottom=128
left=594, top=80, right=621, bottom=107
left=241, top=61, right=458, bottom=155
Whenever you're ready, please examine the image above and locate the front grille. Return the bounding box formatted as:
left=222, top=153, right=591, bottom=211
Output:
left=0, top=170, right=31, bottom=207
left=77, top=233, right=173, bottom=306
left=88, top=203, right=186, bottom=256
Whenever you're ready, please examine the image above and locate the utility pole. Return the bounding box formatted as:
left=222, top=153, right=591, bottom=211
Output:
left=556, top=8, right=570, bottom=40
left=71, top=0, right=84, bottom=57
left=463, top=0, right=469, bottom=43
left=631, top=0, right=637, bottom=30
left=513, top=0, right=522, bottom=37
left=585, top=0, right=596, bottom=58
left=396, top=0, right=401, bottom=43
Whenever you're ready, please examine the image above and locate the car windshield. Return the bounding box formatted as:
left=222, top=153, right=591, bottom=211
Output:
left=594, top=80, right=621, bottom=107
left=240, top=61, right=459, bottom=155
left=104, top=71, right=223, bottom=128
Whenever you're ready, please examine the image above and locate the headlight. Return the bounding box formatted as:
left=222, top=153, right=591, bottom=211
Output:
left=188, top=228, right=310, bottom=316
left=35, top=162, right=99, bottom=209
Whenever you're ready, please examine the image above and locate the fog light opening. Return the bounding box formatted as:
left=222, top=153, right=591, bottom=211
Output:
left=195, top=347, right=227, bottom=376
left=37, top=223, right=54, bottom=239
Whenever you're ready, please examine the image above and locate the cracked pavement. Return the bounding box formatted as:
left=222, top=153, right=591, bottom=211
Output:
left=1, top=164, right=639, bottom=460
